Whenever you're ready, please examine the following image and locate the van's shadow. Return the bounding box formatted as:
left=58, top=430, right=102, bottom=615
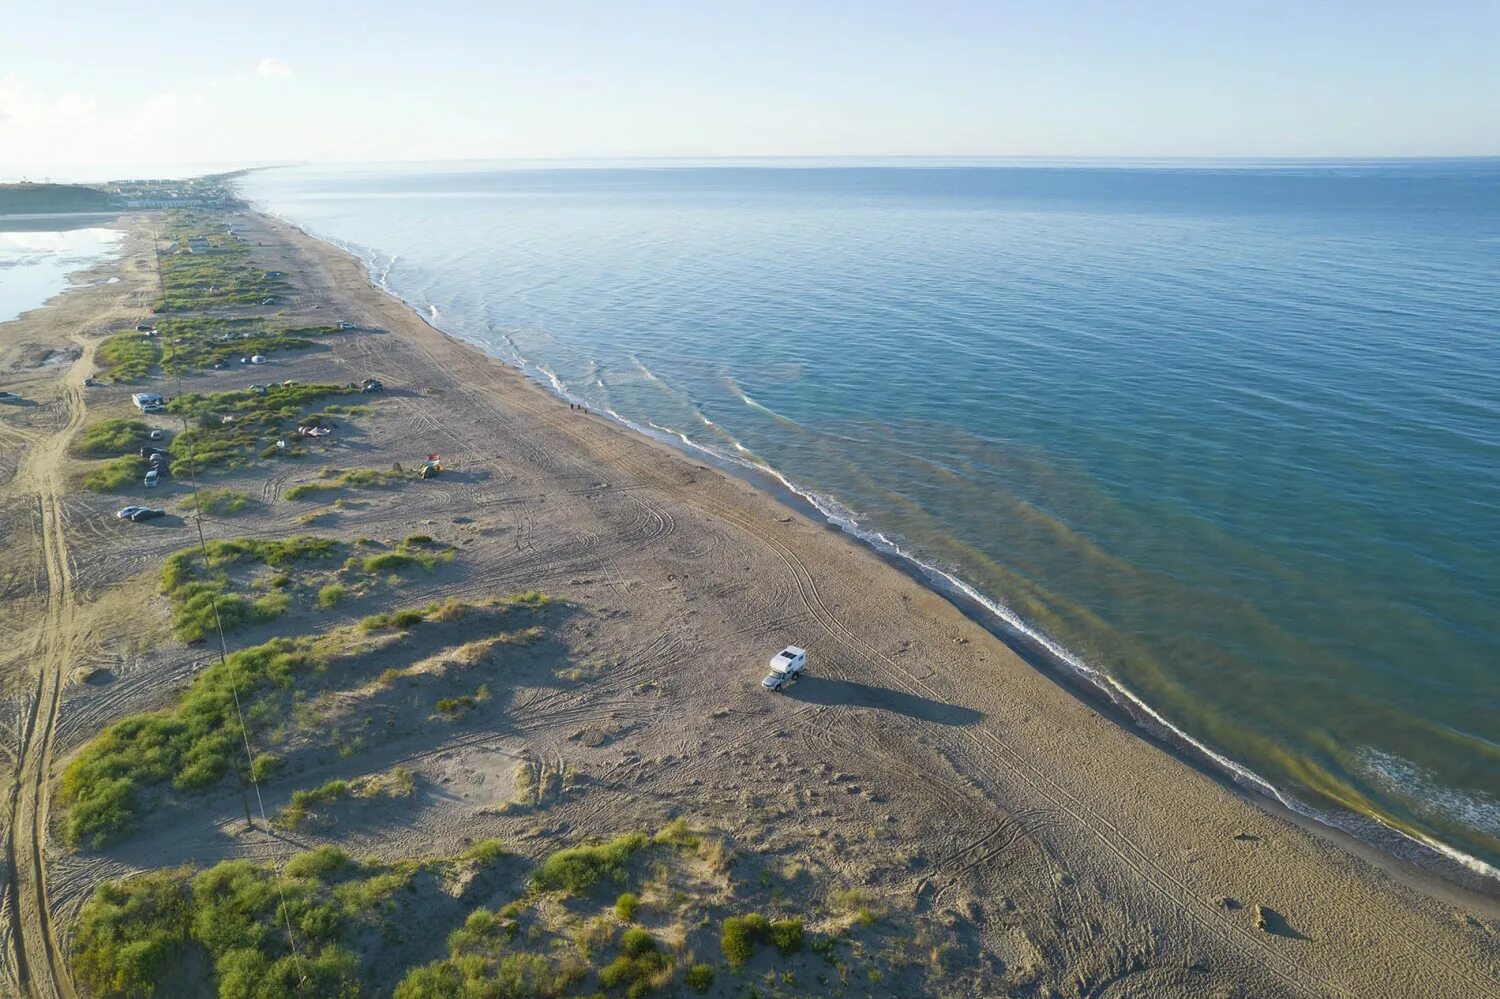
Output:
left=784, top=675, right=982, bottom=726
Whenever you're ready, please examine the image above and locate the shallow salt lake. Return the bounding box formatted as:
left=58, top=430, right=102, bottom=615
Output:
left=0, top=225, right=125, bottom=323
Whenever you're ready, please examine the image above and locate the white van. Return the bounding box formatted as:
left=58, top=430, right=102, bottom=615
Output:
left=761, top=646, right=808, bottom=691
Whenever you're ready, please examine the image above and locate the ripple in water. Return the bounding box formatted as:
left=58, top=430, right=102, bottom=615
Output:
left=243, top=159, right=1500, bottom=878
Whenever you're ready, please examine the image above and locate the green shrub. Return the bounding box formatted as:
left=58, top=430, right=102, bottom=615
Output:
left=771, top=918, right=804, bottom=955
left=721, top=916, right=753, bottom=969
left=72, top=869, right=192, bottom=998
left=161, top=537, right=339, bottom=641
left=81, top=455, right=144, bottom=493
left=249, top=752, right=281, bottom=783
left=435, top=696, right=476, bottom=716
left=463, top=838, right=505, bottom=864
left=620, top=927, right=656, bottom=958
left=60, top=637, right=322, bottom=845
left=179, top=488, right=254, bottom=516
left=97, top=332, right=160, bottom=381
left=73, top=418, right=151, bottom=457
left=685, top=962, right=715, bottom=993
left=285, top=846, right=351, bottom=880
left=533, top=832, right=647, bottom=894
left=73, top=851, right=370, bottom=998
left=615, top=891, right=641, bottom=922
left=394, top=961, right=464, bottom=999
left=317, top=583, right=345, bottom=609
left=276, top=779, right=350, bottom=829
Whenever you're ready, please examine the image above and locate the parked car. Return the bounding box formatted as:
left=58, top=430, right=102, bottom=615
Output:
left=144, top=469, right=160, bottom=488
left=361, top=378, right=384, bottom=393
left=129, top=507, right=165, bottom=522
left=149, top=429, right=165, bottom=440
left=116, top=506, right=147, bottom=519
left=761, top=646, right=808, bottom=691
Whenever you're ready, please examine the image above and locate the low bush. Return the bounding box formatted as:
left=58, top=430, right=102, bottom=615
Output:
left=685, top=962, right=715, bottom=993
left=59, top=637, right=322, bottom=845
left=178, top=487, right=254, bottom=516
left=721, top=913, right=770, bottom=969
left=161, top=536, right=340, bottom=641
left=71, top=868, right=192, bottom=998
left=771, top=917, right=805, bottom=955
left=615, top=891, right=640, bottom=922
left=73, top=853, right=371, bottom=999
left=463, top=838, right=505, bottom=864
left=533, top=832, right=647, bottom=894
left=276, top=779, right=350, bottom=829
left=317, top=583, right=345, bottom=609
left=97, top=332, right=160, bottom=381
left=80, top=455, right=144, bottom=493
left=73, top=418, right=151, bottom=457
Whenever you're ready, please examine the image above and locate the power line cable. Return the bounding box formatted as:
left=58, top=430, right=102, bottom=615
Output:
left=150, top=221, right=306, bottom=978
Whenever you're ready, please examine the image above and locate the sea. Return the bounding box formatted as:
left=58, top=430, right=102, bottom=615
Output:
left=239, top=159, right=1500, bottom=879
left=0, top=222, right=124, bottom=324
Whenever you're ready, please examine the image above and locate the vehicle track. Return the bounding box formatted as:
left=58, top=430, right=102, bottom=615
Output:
left=3, top=343, right=91, bottom=999
left=521, top=410, right=1371, bottom=999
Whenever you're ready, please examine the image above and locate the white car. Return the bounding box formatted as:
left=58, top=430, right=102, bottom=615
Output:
left=116, top=506, right=146, bottom=519
left=761, top=646, right=808, bottom=691
left=149, top=429, right=165, bottom=440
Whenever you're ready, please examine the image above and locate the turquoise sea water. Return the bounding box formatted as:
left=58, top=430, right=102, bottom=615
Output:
left=241, top=160, right=1500, bottom=876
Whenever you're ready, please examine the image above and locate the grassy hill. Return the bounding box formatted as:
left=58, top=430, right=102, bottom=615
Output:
left=0, top=182, right=121, bottom=215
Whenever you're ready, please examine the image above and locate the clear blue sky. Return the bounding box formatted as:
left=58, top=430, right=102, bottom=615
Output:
left=2, top=0, right=1496, bottom=178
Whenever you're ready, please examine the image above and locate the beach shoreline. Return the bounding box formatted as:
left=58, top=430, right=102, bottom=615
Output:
left=4, top=206, right=1497, bottom=997
left=259, top=200, right=1500, bottom=902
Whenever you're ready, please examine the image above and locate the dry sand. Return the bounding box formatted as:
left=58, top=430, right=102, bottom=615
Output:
left=0, top=209, right=1496, bottom=998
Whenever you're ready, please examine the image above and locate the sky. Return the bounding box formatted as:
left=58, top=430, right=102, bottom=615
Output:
left=2, top=0, right=1497, bottom=179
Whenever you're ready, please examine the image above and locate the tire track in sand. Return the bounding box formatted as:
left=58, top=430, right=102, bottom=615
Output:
left=3, top=342, right=91, bottom=999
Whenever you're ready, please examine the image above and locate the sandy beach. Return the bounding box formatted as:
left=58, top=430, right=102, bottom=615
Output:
left=0, top=208, right=1496, bottom=998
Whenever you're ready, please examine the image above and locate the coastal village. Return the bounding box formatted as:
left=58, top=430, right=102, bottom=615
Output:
left=0, top=183, right=1495, bottom=999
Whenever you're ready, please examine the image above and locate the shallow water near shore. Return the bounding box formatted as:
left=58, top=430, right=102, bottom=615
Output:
left=242, top=159, right=1500, bottom=876
left=0, top=225, right=125, bottom=323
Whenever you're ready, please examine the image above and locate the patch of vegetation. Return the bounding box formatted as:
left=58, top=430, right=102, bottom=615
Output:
left=361, top=535, right=455, bottom=575
left=285, top=467, right=402, bottom=500
left=72, top=847, right=404, bottom=999
left=463, top=838, right=506, bottom=864
left=156, top=219, right=288, bottom=311
left=685, top=962, right=715, bottom=992
left=533, top=833, right=648, bottom=894
left=274, top=778, right=349, bottom=829
left=721, top=914, right=769, bottom=970
left=161, top=536, right=340, bottom=641
left=177, top=487, right=254, bottom=516
left=81, top=455, right=145, bottom=493
left=615, top=891, right=640, bottom=922
left=58, top=636, right=324, bottom=846
left=165, top=382, right=358, bottom=475
left=156, top=315, right=334, bottom=374
left=74, top=817, right=942, bottom=998
left=96, top=332, right=160, bottom=381
left=317, top=583, right=345, bottom=609
left=62, top=595, right=554, bottom=847
left=73, top=418, right=152, bottom=458
left=599, top=927, right=671, bottom=994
